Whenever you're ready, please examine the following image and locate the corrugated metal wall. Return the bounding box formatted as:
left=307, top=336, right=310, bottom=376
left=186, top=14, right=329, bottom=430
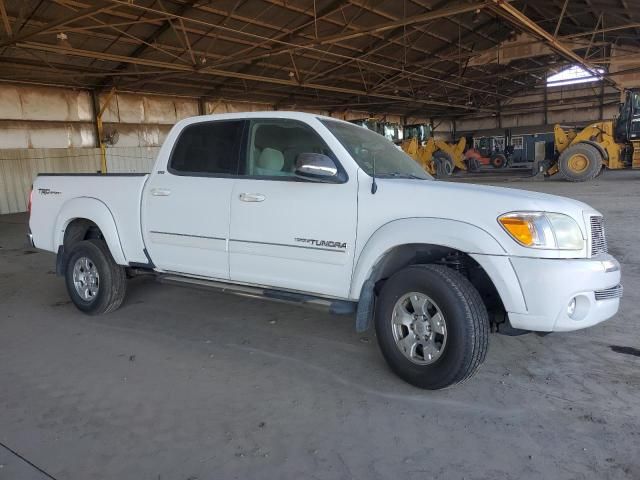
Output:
left=0, top=84, right=177, bottom=214
left=0, top=79, right=620, bottom=214
left=105, top=147, right=159, bottom=173
left=0, top=148, right=101, bottom=214
left=0, top=147, right=159, bottom=214
left=456, top=82, right=622, bottom=132
left=0, top=83, right=430, bottom=214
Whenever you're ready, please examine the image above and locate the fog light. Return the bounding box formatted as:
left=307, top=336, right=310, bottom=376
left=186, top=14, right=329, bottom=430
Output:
left=567, top=298, right=577, bottom=317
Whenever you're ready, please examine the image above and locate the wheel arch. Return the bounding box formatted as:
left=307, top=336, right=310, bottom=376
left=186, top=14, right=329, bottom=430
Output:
left=54, top=197, right=127, bottom=266
left=351, top=218, right=518, bottom=332
left=351, top=218, right=506, bottom=297
left=573, top=140, right=608, bottom=161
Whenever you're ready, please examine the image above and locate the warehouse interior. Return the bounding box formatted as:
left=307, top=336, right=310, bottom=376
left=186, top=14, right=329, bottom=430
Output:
left=1, top=1, right=640, bottom=478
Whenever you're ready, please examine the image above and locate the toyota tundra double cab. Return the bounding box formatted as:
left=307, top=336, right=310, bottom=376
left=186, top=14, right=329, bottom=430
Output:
left=28, top=112, right=622, bottom=389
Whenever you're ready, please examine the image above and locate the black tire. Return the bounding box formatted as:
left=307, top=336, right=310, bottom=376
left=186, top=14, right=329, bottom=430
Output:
left=374, top=264, right=489, bottom=390
left=433, top=152, right=454, bottom=177
left=490, top=154, right=507, bottom=169
left=64, top=239, right=127, bottom=315
left=466, top=157, right=481, bottom=172
left=558, top=143, right=602, bottom=182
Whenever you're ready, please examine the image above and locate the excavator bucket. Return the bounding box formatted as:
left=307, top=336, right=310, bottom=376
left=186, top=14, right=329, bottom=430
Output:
left=421, top=138, right=438, bottom=174
left=435, top=138, right=467, bottom=171
left=453, top=137, right=467, bottom=163
left=401, top=136, right=438, bottom=175
left=401, top=137, right=419, bottom=157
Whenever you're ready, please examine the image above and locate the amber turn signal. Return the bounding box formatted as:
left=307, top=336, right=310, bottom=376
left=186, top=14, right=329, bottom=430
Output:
left=498, top=216, right=535, bottom=246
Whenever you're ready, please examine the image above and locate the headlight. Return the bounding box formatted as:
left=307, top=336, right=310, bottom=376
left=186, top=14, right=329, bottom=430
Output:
left=498, top=212, right=584, bottom=250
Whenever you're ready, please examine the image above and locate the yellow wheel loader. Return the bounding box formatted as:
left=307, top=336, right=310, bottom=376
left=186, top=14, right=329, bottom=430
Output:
left=401, top=136, right=467, bottom=177
left=549, top=89, right=640, bottom=182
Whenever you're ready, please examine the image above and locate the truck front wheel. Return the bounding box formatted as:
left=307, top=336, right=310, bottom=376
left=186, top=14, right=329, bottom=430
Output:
left=64, top=239, right=127, bottom=315
left=374, top=264, right=489, bottom=389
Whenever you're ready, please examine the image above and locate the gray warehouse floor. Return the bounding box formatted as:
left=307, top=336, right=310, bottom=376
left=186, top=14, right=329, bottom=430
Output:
left=1, top=171, right=639, bottom=480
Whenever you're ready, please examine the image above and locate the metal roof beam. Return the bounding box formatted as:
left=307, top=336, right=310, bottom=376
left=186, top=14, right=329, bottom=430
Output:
left=489, top=0, right=622, bottom=89
left=16, top=40, right=496, bottom=112
left=0, top=1, right=113, bottom=48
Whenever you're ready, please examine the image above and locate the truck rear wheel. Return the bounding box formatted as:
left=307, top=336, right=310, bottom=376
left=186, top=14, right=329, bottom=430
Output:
left=374, top=264, right=489, bottom=390
left=64, top=239, right=127, bottom=315
left=558, top=143, right=602, bottom=182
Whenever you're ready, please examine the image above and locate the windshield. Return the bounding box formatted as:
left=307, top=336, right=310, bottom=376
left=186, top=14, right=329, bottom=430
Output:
left=321, top=119, right=432, bottom=180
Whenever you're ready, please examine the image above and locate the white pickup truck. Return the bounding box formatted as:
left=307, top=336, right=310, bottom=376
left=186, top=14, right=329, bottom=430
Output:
left=29, top=112, right=622, bottom=389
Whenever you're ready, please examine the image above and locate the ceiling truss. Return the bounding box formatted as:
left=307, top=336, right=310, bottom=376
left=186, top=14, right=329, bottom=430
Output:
left=0, top=0, right=637, bottom=117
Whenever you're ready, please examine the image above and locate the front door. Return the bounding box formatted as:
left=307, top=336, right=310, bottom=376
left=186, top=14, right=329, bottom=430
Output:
left=142, top=119, right=244, bottom=279
left=228, top=118, right=357, bottom=298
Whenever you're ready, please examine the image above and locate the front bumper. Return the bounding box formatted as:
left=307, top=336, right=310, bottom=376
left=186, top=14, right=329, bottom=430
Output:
left=507, top=254, right=621, bottom=332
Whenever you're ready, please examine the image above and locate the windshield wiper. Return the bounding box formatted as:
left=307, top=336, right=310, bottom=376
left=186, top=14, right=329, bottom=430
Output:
left=379, top=172, right=425, bottom=179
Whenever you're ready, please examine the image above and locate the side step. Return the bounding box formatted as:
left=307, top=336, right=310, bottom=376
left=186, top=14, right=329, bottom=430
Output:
left=158, top=274, right=356, bottom=315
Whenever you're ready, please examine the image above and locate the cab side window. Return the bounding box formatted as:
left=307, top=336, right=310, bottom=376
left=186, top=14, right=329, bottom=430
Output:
left=243, top=119, right=334, bottom=178
left=169, top=120, right=244, bottom=175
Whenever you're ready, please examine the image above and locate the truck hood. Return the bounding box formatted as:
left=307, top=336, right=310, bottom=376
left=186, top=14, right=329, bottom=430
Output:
left=421, top=179, right=591, bottom=214
left=371, top=177, right=599, bottom=256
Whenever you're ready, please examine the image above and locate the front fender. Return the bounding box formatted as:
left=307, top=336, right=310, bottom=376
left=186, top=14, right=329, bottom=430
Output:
left=580, top=140, right=608, bottom=161
left=350, top=217, right=507, bottom=299
left=53, top=197, right=127, bottom=265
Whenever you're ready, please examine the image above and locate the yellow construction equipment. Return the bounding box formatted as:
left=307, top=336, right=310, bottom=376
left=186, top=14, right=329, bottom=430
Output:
left=402, top=136, right=467, bottom=177
left=402, top=136, right=436, bottom=175
left=549, top=89, right=640, bottom=181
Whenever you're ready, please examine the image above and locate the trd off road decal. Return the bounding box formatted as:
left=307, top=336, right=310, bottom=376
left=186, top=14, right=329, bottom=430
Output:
left=294, top=238, right=347, bottom=250
left=38, top=188, right=61, bottom=195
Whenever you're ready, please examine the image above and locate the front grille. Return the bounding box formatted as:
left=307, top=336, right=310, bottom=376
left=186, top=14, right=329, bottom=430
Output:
left=590, top=216, right=608, bottom=256
left=594, top=284, right=623, bottom=301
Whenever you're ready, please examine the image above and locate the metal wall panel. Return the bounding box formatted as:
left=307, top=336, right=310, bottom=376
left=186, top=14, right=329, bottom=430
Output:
left=0, top=147, right=159, bottom=214
left=0, top=85, right=199, bottom=151
left=99, top=91, right=199, bottom=125
left=0, top=148, right=101, bottom=214
left=0, top=121, right=95, bottom=149
left=106, top=147, right=159, bottom=173
left=0, top=85, right=93, bottom=122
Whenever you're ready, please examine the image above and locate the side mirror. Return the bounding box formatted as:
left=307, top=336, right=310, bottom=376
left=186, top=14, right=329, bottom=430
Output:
left=295, top=153, right=341, bottom=182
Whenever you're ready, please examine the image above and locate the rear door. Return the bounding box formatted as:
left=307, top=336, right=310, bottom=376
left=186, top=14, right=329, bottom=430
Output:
left=228, top=118, right=357, bottom=298
left=142, top=119, right=244, bottom=279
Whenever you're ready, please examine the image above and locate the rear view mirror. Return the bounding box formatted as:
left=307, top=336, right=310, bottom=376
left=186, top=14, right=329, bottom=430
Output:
left=295, top=153, right=341, bottom=182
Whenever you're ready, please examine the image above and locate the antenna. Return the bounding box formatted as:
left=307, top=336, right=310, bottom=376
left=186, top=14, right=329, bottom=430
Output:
left=371, top=151, right=378, bottom=194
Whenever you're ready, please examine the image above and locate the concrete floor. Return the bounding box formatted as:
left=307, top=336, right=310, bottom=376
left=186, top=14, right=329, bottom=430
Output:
left=1, top=170, right=639, bottom=480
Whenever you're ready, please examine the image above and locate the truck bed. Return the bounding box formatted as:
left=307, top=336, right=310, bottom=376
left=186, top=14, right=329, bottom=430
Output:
left=30, top=173, right=149, bottom=264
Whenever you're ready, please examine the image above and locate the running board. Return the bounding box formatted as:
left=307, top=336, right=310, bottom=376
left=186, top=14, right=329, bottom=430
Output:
left=158, top=274, right=356, bottom=315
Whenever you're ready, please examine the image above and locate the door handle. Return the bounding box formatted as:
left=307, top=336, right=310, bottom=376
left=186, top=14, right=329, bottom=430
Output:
left=151, top=188, right=171, bottom=196
left=239, top=193, right=265, bottom=202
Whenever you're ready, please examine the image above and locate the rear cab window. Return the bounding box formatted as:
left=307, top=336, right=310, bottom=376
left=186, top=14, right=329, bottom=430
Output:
left=169, top=120, right=245, bottom=176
